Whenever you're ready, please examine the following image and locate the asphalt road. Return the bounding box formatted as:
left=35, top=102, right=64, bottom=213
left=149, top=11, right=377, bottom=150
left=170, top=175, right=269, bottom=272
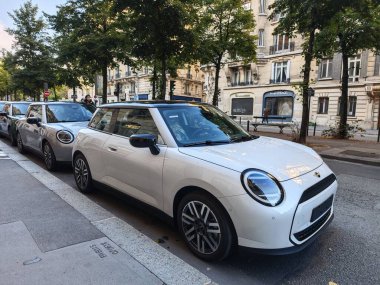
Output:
left=2, top=137, right=379, bottom=285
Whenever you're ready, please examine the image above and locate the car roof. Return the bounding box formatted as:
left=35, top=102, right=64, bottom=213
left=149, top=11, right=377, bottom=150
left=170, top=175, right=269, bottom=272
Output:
left=100, top=100, right=207, bottom=108
left=29, top=101, right=85, bottom=106
left=4, top=101, right=31, bottom=104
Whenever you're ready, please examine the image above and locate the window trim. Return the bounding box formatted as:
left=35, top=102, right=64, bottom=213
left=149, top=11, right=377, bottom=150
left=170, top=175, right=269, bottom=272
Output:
left=258, top=29, right=265, bottom=47
left=317, top=97, right=329, bottom=114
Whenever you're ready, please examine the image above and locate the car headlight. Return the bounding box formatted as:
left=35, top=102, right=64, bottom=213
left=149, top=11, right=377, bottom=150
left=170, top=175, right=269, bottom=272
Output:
left=56, top=130, right=74, bottom=144
left=241, top=169, right=284, bottom=206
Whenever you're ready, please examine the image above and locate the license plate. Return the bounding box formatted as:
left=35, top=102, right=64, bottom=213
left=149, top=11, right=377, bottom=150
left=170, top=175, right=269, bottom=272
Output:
left=310, top=195, right=334, bottom=222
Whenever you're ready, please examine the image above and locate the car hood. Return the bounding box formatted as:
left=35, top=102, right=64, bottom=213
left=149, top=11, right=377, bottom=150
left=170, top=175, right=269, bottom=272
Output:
left=49, top=121, right=89, bottom=136
left=178, top=136, right=323, bottom=182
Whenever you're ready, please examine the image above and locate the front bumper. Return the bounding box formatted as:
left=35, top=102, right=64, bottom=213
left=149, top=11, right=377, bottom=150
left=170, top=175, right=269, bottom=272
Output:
left=219, top=163, right=337, bottom=251
left=51, top=141, right=74, bottom=162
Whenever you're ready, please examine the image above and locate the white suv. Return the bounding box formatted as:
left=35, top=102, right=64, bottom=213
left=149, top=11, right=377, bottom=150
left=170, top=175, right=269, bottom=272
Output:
left=72, top=102, right=337, bottom=261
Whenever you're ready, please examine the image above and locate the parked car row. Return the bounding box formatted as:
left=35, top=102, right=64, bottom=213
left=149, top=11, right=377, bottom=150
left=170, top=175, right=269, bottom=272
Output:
left=0, top=100, right=338, bottom=261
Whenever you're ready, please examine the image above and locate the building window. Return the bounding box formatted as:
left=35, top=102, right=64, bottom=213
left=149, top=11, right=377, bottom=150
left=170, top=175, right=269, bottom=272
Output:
left=348, top=55, right=361, bottom=82
left=258, top=29, right=264, bottom=47
left=273, top=34, right=289, bottom=52
left=271, top=61, right=290, bottom=84
left=125, top=65, right=131, bottom=76
left=337, top=96, right=357, bottom=116
left=232, top=69, right=240, bottom=86
left=317, top=97, right=329, bottom=114
left=244, top=69, right=252, bottom=85
left=259, top=0, right=266, bottom=14
left=242, top=2, right=251, bottom=10
left=130, top=82, right=135, bottom=94
left=184, top=83, right=190, bottom=95
left=231, top=98, right=253, bottom=115
left=263, top=91, right=294, bottom=119
left=319, top=59, right=332, bottom=79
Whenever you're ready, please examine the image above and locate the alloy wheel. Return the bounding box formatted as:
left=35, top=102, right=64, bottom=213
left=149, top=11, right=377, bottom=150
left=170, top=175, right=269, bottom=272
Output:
left=181, top=201, right=222, bottom=255
left=43, top=144, right=53, bottom=169
left=74, top=157, right=89, bottom=190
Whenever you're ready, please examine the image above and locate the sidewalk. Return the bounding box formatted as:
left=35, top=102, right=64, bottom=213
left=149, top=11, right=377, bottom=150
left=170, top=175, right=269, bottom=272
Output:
left=252, top=130, right=380, bottom=167
left=0, top=142, right=212, bottom=285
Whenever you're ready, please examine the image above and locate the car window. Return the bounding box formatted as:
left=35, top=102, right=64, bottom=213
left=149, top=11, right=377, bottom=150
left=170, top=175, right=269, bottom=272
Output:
left=27, top=105, right=42, bottom=119
left=46, top=104, right=94, bottom=123
left=89, top=108, right=114, bottom=133
left=0, top=103, right=4, bottom=111
left=2, top=104, right=11, bottom=114
left=113, top=108, right=164, bottom=144
left=12, top=103, right=30, bottom=116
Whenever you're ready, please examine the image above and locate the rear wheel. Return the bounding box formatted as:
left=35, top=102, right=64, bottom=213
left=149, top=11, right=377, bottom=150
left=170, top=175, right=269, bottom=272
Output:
left=73, top=154, right=93, bottom=193
left=17, top=132, right=26, bottom=154
left=43, top=142, right=57, bottom=171
left=177, top=191, right=235, bottom=261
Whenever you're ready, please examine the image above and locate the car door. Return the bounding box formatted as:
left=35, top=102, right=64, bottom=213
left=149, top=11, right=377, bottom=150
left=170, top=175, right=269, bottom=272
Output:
left=101, top=108, right=167, bottom=210
left=22, top=105, right=43, bottom=151
left=0, top=103, right=11, bottom=135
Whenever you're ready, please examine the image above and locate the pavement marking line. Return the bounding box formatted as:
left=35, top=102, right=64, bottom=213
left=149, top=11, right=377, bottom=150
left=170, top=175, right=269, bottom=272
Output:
left=0, top=140, right=214, bottom=285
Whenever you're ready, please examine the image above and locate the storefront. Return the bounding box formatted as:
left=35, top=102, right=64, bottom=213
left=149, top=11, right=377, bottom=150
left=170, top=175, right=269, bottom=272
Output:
left=263, top=90, right=294, bottom=121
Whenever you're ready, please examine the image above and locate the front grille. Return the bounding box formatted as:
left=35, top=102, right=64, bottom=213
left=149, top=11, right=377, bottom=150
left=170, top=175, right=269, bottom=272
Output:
left=299, top=174, right=336, bottom=203
left=294, top=209, right=331, bottom=241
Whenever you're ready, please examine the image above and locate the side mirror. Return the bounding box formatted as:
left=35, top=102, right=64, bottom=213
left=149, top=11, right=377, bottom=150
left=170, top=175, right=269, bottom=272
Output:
left=27, top=117, right=41, bottom=127
left=0, top=112, right=8, bottom=118
left=130, top=134, right=160, bottom=155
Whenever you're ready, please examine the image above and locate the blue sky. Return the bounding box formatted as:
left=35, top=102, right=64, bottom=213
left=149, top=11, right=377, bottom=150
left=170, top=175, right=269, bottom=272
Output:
left=0, top=0, right=66, bottom=50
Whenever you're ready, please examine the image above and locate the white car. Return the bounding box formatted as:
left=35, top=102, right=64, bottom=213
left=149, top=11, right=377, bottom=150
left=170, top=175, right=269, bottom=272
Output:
left=72, top=102, right=337, bottom=261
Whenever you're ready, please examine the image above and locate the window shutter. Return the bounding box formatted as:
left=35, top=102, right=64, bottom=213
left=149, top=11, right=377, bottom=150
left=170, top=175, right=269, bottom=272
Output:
left=360, top=51, right=368, bottom=78
left=374, top=55, right=380, bottom=76
left=331, top=53, right=342, bottom=80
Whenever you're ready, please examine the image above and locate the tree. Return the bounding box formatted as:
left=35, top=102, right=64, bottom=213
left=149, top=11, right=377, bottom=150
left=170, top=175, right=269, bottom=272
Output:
left=197, top=0, right=256, bottom=106
left=50, top=0, right=131, bottom=104
left=115, top=0, right=199, bottom=99
left=6, top=1, right=54, bottom=101
left=0, top=60, right=11, bottom=99
left=269, top=0, right=339, bottom=144
left=314, top=0, right=380, bottom=138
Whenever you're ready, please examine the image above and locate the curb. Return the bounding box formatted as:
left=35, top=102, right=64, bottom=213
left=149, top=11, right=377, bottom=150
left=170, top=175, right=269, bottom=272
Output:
left=320, top=154, right=380, bottom=167
left=0, top=140, right=214, bottom=285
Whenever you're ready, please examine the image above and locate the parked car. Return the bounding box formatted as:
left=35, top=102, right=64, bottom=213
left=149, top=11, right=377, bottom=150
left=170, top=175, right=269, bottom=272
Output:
left=72, top=101, right=337, bottom=261
left=0, top=101, right=31, bottom=145
left=16, top=102, right=96, bottom=170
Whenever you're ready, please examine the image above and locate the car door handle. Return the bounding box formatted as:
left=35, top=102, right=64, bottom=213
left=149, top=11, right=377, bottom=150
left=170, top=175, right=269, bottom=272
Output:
left=108, top=146, right=118, bottom=152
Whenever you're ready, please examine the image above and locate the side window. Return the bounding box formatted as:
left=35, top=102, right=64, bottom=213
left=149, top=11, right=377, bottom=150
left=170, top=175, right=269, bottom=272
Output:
left=89, top=108, right=114, bottom=132
left=3, top=104, right=11, bottom=114
left=27, top=105, right=42, bottom=119
left=113, top=108, right=163, bottom=144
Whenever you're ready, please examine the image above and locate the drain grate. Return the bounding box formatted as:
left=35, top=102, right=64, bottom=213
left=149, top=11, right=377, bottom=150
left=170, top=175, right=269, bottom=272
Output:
left=341, top=150, right=379, bottom=158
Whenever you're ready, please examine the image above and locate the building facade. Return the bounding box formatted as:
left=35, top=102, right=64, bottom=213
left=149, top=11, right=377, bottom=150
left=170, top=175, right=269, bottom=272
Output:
left=201, top=0, right=380, bottom=130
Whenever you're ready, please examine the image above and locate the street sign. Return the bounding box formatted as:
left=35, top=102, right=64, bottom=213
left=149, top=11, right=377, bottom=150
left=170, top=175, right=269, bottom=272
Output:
left=71, top=94, right=77, bottom=99
left=44, top=90, right=50, bottom=97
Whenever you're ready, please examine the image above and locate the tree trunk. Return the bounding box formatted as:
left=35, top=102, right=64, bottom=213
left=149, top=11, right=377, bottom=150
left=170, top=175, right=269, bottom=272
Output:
left=212, top=56, right=223, bottom=106
left=53, top=85, right=58, bottom=101
left=73, top=86, right=76, bottom=102
left=339, top=53, right=349, bottom=139
left=160, top=55, right=167, bottom=100
left=298, top=30, right=315, bottom=144
left=152, top=64, right=157, bottom=100
left=102, top=64, right=108, bottom=104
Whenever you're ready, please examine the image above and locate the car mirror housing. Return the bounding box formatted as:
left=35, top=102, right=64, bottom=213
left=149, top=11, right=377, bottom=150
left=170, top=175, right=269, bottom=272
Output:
left=130, top=134, right=160, bottom=155
left=26, top=117, right=41, bottom=127
left=0, top=112, right=8, bottom=117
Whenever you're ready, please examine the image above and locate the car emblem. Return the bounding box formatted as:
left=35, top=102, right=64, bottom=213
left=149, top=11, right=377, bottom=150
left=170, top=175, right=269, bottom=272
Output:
left=314, top=172, right=321, bottom=178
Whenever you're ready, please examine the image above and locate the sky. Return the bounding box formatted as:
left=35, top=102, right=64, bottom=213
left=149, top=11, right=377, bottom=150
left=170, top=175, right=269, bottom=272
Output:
left=0, top=0, right=66, bottom=51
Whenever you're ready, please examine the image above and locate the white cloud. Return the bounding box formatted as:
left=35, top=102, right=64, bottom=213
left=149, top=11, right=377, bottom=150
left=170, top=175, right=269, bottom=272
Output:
left=0, top=23, right=14, bottom=51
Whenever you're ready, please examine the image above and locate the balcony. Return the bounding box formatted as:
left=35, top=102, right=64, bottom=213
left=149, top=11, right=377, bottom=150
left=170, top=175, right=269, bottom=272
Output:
left=269, top=42, right=295, bottom=55
left=230, top=81, right=254, bottom=87
left=269, top=78, right=290, bottom=84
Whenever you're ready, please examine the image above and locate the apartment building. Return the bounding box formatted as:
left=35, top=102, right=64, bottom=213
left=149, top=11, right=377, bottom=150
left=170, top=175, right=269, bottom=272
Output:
left=201, top=0, right=380, bottom=130
left=104, top=64, right=204, bottom=103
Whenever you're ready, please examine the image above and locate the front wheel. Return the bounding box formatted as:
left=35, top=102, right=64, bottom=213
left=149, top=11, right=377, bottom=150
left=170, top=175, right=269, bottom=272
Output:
left=73, top=154, right=93, bottom=193
left=177, top=191, right=235, bottom=261
left=43, top=142, right=57, bottom=171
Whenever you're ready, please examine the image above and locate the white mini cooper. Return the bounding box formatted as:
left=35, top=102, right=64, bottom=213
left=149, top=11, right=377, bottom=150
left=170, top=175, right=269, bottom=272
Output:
left=72, top=102, right=337, bottom=261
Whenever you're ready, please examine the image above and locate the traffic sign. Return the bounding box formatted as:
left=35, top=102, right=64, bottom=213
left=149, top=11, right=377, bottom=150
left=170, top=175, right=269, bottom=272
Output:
left=44, top=90, right=50, bottom=97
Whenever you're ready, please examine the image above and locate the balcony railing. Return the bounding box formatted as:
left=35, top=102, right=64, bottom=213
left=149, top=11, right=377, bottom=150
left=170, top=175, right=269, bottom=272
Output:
left=231, top=81, right=254, bottom=87
left=269, top=78, right=290, bottom=84
left=269, top=42, right=295, bottom=55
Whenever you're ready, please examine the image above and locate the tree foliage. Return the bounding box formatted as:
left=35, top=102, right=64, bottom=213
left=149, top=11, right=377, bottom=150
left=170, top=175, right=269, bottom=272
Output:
left=0, top=60, right=12, bottom=99
left=6, top=0, right=54, bottom=101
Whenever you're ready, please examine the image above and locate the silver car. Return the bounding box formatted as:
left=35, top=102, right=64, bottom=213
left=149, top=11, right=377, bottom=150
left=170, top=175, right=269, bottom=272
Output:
left=16, top=102, right=96, bottom=171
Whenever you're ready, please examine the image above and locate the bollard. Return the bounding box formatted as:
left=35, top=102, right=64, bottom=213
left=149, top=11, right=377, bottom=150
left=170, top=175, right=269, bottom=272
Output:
left=247, top=120, right=250, bottom=132
left=313, top=123, right=317, bottom=136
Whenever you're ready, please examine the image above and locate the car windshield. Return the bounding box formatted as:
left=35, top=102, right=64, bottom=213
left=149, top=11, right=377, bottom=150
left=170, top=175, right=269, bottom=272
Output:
left=46, top=104, right=95, bottom=123
left=159, top=104, right=256, bottom=146
left=12, top=103, right=30, bottom=115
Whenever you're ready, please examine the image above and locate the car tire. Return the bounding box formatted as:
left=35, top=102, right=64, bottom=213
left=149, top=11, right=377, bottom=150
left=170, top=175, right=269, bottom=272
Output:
left=177, top=191, right=235, bottom=261
left=73, top=154, right=94, bottom=193
left=43, top=142, right=57, bottom=171
left=17, top=132, right=26, bottom=154
left=8, top=127, right=16, bottom=146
